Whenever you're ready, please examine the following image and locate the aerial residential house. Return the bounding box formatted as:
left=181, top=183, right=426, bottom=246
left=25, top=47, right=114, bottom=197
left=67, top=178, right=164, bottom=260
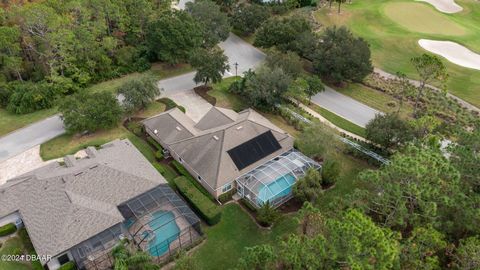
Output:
left=143, top=107, right=320, bottom=208
left=0, top=139, right=201, bottom=270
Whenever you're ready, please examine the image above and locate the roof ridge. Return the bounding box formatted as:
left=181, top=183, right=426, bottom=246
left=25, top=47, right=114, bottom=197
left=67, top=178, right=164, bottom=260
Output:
left=212, top=130, right=227, bottom=187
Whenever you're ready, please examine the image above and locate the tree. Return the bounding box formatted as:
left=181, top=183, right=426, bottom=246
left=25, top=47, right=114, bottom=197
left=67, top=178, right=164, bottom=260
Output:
left=321, top=159, right=340, bottom=187
left=293, top=168, right=323, bottom=202
left=335, top=0, right=347, bottom=13
left=231, top=4, right=270, bottom=36
left=254, top=16, right=314, bottom=55
left=295, top=122, right=343, bottom=160
left=394, top=72, right=414, bottom=114
left=453, top=236, right=480, bottom=270
left=112, top=242, right=159, bottom=270
left=243, top=66, right=291, bottom=109
left=189, top=47, right=229, bottom=85
left=236, top=245, right=277, bottom=270
left=256, top=201, right=279, bottom=226
left=117, top=75, right=160, bottom=114
left=304, top=75, right=324, bottom=104
left=400, top=226, right=447, bottom=270
left=146, top=11, right=203, bottom=64
left=173, top=251, right=199, bottom=270
left=0, top=26, right=23, bottom=81
left=297, top=202, right=325, bottom=236
left=410, top=54, right=448, bottom=116
left=313, top=26, right=373, bottom=84
left=186, top=0, right=230, bottom=48
left=365, top=113, right=415, bottom=150
left=356, top=145, right=461, bottom=232
left=265, top=49, right=303, bottom=79
left=449, top=128, right=480, bottom=192
left=59, top=92, right=123, bottom=133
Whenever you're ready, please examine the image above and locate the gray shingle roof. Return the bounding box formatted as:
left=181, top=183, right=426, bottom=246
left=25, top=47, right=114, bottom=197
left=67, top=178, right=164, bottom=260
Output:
left=0, top=139, right=166, bottom=262
left=143, top=107, right=294, bottom=191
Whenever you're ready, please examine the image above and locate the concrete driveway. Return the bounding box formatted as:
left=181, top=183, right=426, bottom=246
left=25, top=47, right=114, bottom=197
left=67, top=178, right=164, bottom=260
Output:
left=168, top=90, right=213, bottom=122
left=311, top=86, right=382, bottom=128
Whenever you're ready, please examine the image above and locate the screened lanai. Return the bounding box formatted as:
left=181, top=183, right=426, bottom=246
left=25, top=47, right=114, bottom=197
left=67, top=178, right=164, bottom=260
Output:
left=236, top=149, right=321, bottom=208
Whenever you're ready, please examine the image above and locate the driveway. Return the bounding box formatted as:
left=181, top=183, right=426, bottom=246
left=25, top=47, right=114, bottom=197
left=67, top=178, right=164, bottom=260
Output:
left=169, top=90, right=213, bottom=122
left=311, top=86, right=381, bottom=128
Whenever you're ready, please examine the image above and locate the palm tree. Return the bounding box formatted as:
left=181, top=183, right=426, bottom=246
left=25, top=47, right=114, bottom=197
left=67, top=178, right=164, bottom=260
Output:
left=112, top=242, right=159, bottom=270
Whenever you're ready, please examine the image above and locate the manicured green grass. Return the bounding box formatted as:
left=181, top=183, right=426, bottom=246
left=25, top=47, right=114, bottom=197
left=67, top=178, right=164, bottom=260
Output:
left=0, top=108, right=57, bottom=137
left=0, top=236, right=34, bottom=270
left=207, top=77, right=248, bottom=112
left=308, top=103, right=367, bottom=137
left=334, top=83, right=414, bottom=119
left=314, top=0, right=480, bottom=107
left=191, top=204, right=297, bottom=269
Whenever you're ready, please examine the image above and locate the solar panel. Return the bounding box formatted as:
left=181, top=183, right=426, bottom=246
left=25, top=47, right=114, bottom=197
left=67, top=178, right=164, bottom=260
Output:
left=227, top=131, right=281, bottom=170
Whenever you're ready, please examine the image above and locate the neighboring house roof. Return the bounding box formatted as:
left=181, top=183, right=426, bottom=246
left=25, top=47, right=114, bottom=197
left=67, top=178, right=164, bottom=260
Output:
left=143, top=107, right=294, bottom=191
left=0, top=139, right=166, bottom=263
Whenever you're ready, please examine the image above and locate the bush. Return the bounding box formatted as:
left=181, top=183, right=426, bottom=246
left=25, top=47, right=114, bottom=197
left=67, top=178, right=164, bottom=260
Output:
left=58, top=261, right=76, bottom=270
left=153, top=163, right=166, bottom=174
left=171, top=160, right=214, bottom=200
left=0, top=223, right=16, bottom=236
left=218, top=189, right=236, bottom=204
left=159, top=97, right=178, bottom=110
left=155, top=150, right=164, bottom=160
left=178, top=106, right=186, bottom=113
left=126, top=121, right=143, bottom=136
left=146, top=137, right=163, bottom=150
left=6, top=81, right=57, bottom=114
left=321, top=159, right=340, bottom=187
left=174, top=176, right=221, bottom=225
left=256, top=202, right=279, bottom=227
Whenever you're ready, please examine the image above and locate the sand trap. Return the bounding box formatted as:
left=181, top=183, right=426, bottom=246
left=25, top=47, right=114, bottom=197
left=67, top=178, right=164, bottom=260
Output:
left=418, top=39, right=480, bottom=70
left=416, top=0, right=463, bottom=13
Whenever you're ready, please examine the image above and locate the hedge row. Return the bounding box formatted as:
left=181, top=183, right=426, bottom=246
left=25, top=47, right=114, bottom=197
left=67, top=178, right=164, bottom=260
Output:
left=171, top=160, right=214, bottom=200
left=174, top=176, right=221, bottom=225
left=146, top=137, right=163, bottom=151
left=159, top=98, right=186, bottom=113
left=0, top=223, right=16, bottom=236
left=218, top=189, right=236, bottom=204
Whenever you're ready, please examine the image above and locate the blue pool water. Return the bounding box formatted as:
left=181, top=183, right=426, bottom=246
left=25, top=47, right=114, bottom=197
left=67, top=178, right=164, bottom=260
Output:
left=257, top=174, right=296, bottom=205
left=146, top=211, right=180, bottom=256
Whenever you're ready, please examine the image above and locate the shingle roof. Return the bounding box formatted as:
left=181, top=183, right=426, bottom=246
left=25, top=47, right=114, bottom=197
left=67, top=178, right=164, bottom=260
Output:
left=0, top=139, right=166, bottom=262
left=143, top=107, right=294, bottom=190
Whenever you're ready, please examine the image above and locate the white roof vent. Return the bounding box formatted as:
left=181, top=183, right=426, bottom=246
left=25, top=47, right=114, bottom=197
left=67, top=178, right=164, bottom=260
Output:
left=213, top=135, right=219, bottom=141
left=154, top=129, right=158, bottom=134
left=236, top=126, right=243, bottom=130
left=176, top=126, right=182, bottom=131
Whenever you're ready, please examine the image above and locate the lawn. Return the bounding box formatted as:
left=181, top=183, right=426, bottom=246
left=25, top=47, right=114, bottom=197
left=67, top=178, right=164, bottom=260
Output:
left=0, top=236, right=34, bottom=270
left=191, top=204, right=297, bottom=269
left=313, top=0, right=480, bottom=107
left=207, top=77, right=248, bottom=112
left=333, top=83, right=414, bottom=119
left=0, top=108, right=57, bottom=137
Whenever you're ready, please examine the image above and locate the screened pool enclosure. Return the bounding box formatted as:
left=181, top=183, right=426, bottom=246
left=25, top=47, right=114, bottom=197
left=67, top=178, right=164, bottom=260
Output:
left=236, top=149, right=321, bottom=208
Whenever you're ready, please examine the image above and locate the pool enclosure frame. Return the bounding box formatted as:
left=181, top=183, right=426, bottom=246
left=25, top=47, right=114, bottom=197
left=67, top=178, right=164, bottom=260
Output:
left=236, top=149, right=321, bottom=208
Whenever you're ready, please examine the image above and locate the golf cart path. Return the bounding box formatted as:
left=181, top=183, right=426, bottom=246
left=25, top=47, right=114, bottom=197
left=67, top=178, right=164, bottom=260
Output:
left=415, top=0, right=463, bottom=13
left=373, top=67, right=480, bottom=114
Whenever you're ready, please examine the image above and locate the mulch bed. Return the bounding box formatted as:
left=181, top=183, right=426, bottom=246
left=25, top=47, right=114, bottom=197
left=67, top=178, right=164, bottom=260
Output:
left=194, top=85, right=216, bottom=105
left=278, top=198, right=303, bottom=214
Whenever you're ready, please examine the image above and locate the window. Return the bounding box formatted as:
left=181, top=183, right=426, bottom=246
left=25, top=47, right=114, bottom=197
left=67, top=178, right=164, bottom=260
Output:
left=222, top=183, right=232, bottom=193
left=197, top=175, right=202, bottom=181
left=58, top=254, right=70, bottom=265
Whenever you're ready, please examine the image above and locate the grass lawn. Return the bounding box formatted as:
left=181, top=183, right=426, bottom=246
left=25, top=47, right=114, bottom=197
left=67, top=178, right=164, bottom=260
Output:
left=0, top=236, right=34, bottom=270
left=313, top=0, right=480, bottom=107
left=207, top=77, right=248, bottom=112
left=308, top=103, right=367, bottom=137
left=0, top=108, right=57, bottom=137
left=334, top=83, right=414, bottom=119
left=191, top=204, right=297, bottom=269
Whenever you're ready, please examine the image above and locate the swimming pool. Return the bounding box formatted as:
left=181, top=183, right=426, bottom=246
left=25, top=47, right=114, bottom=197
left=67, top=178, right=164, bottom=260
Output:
left=257, top=173, right=296, bottom=205
left=145, top=210, right=180, bottom=256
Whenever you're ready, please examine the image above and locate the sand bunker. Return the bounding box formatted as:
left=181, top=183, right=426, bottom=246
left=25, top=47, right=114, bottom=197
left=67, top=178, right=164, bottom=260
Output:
left=418, top=39, right=480, bottom=70
left=416, top=0, right=463, bottom=14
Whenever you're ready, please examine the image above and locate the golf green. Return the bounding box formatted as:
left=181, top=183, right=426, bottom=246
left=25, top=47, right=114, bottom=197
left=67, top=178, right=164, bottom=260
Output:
left=313, top=0, right=480, bottom=107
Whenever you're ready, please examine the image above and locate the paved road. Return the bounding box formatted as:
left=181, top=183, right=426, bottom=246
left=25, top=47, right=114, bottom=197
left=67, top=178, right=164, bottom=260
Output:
left=0, top=115, right=65, bottom=162
left=311, top=86, right=382, bottom=128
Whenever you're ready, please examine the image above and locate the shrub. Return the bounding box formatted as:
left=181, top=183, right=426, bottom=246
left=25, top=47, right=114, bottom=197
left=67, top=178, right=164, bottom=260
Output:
left=6, top=81, right=57, bottom=114
left=218, top=189, right=236, bottom=204
left=146, top=137, right=163, bottom=150
left=126, top=121, right=143, bottom=136
left=58, top=261, right=76, bottom=270
left=159, top=97, right=178, bottom=110
left=171, top=160, right=214, bottom=200
left=256, top=202, right=279, bottom=227
left=155, top=150, right=164, bottom=160
left=174, top=176, right=221, bottom=225
left=178, top=105, right=186, bottom=113
left=153, top=163, right=166, bottom=174
left=321, top=160, right=340, bottom=187
left=0, top=223, right=17, bottom=236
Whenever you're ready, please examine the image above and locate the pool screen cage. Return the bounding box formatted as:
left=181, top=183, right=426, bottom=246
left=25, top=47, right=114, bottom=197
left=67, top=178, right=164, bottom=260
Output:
left=118, top=185, right=202, bottom=262
left=236, top=149, right=321, bottom=208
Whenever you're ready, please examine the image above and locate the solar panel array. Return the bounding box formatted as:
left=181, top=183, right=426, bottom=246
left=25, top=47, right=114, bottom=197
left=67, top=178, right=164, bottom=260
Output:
left=227, top=131, right=281, bottom=170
